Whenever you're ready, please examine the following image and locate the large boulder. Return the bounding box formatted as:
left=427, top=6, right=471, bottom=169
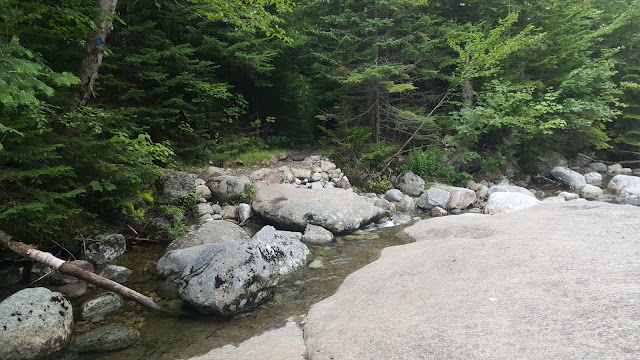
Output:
left=157, top=244, right=213, bottom=277
left=484, top=192, right=541, bottom=214
left=396, top=171, right=425, bottom=196
left=0, top=288, right=73, bottom=360
left=206, top=175, right=251, bottom=202
left=159, top=169, right=197, bottom=204
left=177, top=226, right=309, bottom=314
left=550, top=167, right=587, bottom=190
left=84, top=234, right=126, bottom=265
left=166, top=220, right=250, bottom=252
left=252, top=184, right=386, bottom=234
left=607, top=175, right=640, bottom=197
left=304, top=201, right=640, bottom=359
left=432, top=184, right=476, bottom=210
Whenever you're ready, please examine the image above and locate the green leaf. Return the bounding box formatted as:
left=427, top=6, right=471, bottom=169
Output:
left=89, top=181, right=104, bottom=192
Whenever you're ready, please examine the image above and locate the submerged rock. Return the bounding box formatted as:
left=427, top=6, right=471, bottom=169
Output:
left=71, top=325, right=140, bottom=353
left=0, top=288, right=73, bottom=360
left=177, top=226, right=309, bottom=314
left=81, top=292, right=123, bottom=320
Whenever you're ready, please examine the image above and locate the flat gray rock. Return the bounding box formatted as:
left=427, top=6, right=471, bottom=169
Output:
left=166, top=220, right=250, bottom=252
left=252, top=184, right=386, bottom=234
left=304, top=201, right=640, bottom=359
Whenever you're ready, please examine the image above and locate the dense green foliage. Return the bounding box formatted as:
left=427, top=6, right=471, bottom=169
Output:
left=1, top=0, right=638, bottom=245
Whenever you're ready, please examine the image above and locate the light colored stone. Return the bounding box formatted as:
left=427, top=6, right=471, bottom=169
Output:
left=550, top=167, right=586, bottom=190
left=433, top=184, right=476, bottom=210
left=291, top=168, right=312, bottom=179
left=0, top=288, right=73, bottom=360
left=195, top=184, right=212, bottom=199
left=558, top=191, right=580, bottom=201
left=431, top=206, right=447, bottom=217
left=197, top=203, right=214, bottom=216
left=305, top=202, right=640, bottom=360
left=250, top=168, right=284, bottom=184
left=486, top=185, right=534, bottom=197
left=397, top=171, right=425, bottom=196
left=607, top=175, right=640, bottom=197
left=395, top=195, right=416, bottom=213
left=206, top=175, right=251, bottom=202
left=484, top=192, right=541, bottom=214
left=416, top=187, right=451, bottom=211
left=583, top=172, right=602, bottom=185
left=221, top=205, right=238, bottom=220
left=580, top=184, right=604, bottom=200
left=198, top=167, right=227, bottom=181
left=238, top=203, right=251, bottom=223
left=302, top=224, right=335, bottom=244
left=253, top=184, right=386, bottom=234
left=542, top=196, right=565, bottom=203
left=384, top=189, right=404, bottom=202
left=607, top=163, right=624, bottom=175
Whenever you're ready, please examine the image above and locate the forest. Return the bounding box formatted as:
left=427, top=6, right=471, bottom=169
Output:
left=1, top=0, right=639, bottom=246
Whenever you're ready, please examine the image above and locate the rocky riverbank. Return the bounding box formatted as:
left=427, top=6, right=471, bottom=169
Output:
left=2, top=152, right=640, bottom=359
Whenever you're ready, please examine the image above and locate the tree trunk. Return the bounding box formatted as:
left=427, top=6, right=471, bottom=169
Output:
left=2, top=239, right=163, bottom=312
left=75, top=0, right=119, bottom=106
left=462, top=57, right=474, bottom=106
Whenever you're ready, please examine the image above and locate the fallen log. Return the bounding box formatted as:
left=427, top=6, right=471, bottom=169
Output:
left=0, top=231, right=163, bottom=312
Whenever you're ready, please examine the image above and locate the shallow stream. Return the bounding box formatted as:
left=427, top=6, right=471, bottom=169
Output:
left=65, top=223, right=414, bottom=360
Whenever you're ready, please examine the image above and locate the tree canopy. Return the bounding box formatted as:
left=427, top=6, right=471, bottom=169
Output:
left=1, top=0, right=638, bottom=245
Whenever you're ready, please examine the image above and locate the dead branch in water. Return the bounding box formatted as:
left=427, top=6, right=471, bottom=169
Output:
left=0, top=231, right=163, bottom=312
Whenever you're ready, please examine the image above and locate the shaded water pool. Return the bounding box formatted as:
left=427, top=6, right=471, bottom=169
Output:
left=65, top=224, right=414, bottom=360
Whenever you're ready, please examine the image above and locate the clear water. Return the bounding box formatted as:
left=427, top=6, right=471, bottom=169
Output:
left=64, top=225, right=414, bottom=360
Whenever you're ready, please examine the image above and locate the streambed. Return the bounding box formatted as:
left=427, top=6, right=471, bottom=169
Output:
left=65, top=224, right=413, bottom=360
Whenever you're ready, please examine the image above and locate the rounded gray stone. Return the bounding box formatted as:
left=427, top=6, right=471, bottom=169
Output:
left=384, top=189, right=404, bottom=202
left=0, top=288, right=73, bottom=360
